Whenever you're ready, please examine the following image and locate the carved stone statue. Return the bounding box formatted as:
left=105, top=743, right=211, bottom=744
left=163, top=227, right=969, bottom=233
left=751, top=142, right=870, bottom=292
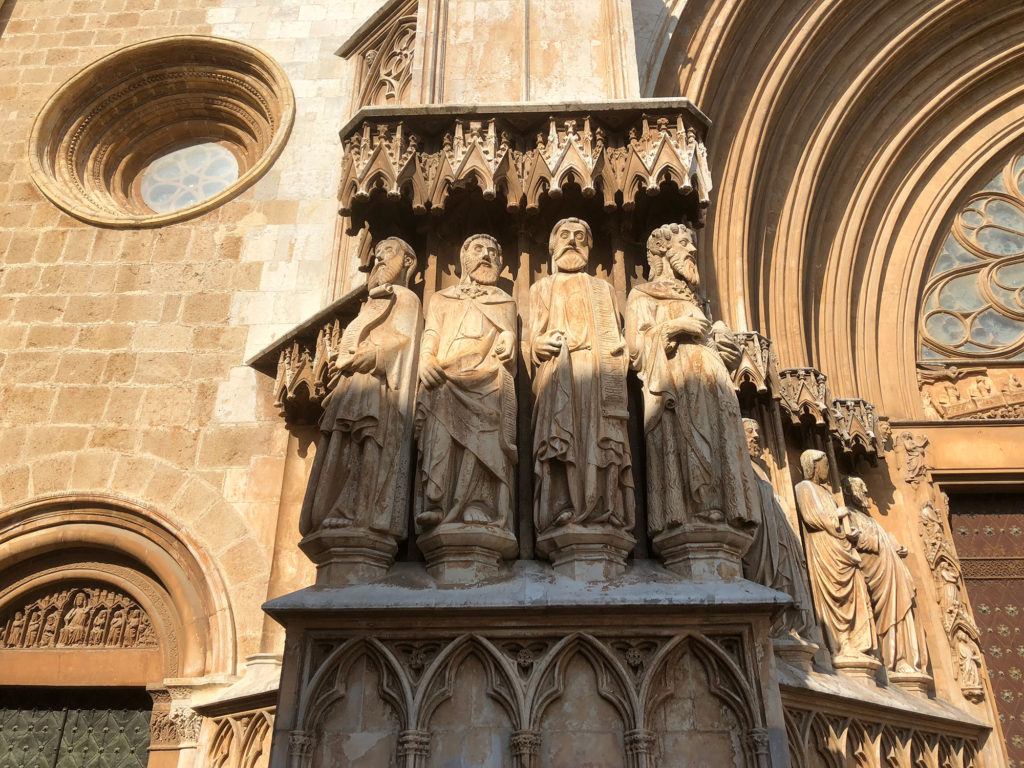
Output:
left=24, top=611, right=41, bottom=646
left=40, top=611, right=59, bottom=647
left=921, top=391, right=939, bottom=420
left=896, top=431, right=930, bottom=486
left=529, top=217, right=635, bottom=577
left=843, top=477, right=929, bottom=684
left=6, top=611, right=25, bottom=647
left=59, top=591, right=89, bottom=646
left=299, top=237, right=422, bottom=584
left=1005, top=373, right=1023, bottom=392
left=626, top=223, right=756, bottom=578
left=794, top=450, right=879, bottom=675
left=741, top=419, right=818, bottom=643
left=415, top=234, right=518, bottom=577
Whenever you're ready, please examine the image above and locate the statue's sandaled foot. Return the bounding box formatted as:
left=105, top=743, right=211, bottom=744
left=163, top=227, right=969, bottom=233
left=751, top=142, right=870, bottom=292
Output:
left=322, top=516, right=355, bottom=529
left=552, top=509, right=574, bottom=527
left=417, top=509, right=443, bottom=528
left=463, top=506, right=490, bottom=524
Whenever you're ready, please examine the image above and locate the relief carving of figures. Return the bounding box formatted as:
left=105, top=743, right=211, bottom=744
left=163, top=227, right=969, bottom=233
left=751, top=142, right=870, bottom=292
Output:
left=415, top=234, right=518, bottom=573
left=794, top=451, right=878, bottom=668
left=626, top=223, right=757, bottom=578
left=843, top=477, right=929, bottom=678
left=299, top=237, right=421, bottom=580
left=741, top=419, right=817, bottom=642
left=0, top=587, right=157, bottom=649
left=530, top=218, right=635, bottom=574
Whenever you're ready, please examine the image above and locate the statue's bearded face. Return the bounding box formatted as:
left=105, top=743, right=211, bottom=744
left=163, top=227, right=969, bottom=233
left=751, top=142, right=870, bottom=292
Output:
left=848, top=478, right=870, bottom=508
left=743, top=421, right=762, bottom=459
left=463, top=237, right=501, bottom=285
left=552, top=222, right=590, bottom=272
left=666, top=229, right=699, bottom=286
left=369, top=239, right=406, bottom=289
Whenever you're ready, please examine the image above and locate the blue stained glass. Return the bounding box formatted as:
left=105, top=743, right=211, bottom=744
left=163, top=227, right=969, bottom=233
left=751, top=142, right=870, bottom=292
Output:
left=987, top=199, right=1024, bottom=232
left=925, top=311, right=968, bottom=345
left=932, top=237, right=981, bottom=274
left=962, top=209, right=985, bottom=228
left=141, top=143, right=239, bottom=214
left=920, top=346, right=942, bottom=360
left=971, top=309, right=1023, bottom=346
left=937, top=274, right=986, bottom=311
left=976, top=225, right=1024, bottom=256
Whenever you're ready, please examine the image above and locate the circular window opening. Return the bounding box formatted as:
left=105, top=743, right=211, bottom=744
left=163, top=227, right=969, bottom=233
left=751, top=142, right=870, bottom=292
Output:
left=29, top=35, right=294, bottom=228
left=140, top=143, right=241, bottom=214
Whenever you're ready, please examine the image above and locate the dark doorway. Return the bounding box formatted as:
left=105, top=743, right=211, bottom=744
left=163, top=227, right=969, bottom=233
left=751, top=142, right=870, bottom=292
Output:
left=948, top=492, right=1024, bottom=768
left=0, top=687, right=151, bottom=768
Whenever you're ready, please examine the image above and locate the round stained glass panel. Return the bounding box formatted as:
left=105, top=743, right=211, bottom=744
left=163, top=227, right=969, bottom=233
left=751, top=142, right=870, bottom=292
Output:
left=140, top=143, right=239, bottom=214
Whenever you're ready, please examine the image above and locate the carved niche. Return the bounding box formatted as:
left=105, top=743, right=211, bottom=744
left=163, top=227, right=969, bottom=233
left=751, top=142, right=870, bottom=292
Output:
left=338, top=0, right=417, bottom=110
left=0, top=585, right=158, bottom=650
left=206, top=708, right=274, bottom=768
left=731, top=331, right=782, bottom=398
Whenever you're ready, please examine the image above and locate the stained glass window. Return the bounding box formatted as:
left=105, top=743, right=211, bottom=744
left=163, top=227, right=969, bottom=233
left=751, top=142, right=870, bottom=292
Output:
left=919, top=154, right=1024, bottom=361
left=140, top=143, right=240, bottom=214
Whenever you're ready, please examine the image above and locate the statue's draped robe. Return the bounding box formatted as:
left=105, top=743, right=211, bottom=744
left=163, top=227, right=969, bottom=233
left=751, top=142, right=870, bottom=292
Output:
left=794, top=480, right=876, bottom=657
left=626, top=281, right=757, bottom=533
left=530, top=272, right=634, bottom=532
left=850, top=509, right=928, bottom=672
left=744, top=461, right=817, bottom=638
left=300, top=285, right=421, bottom=537
left=415, top=285, right=517, bottom=528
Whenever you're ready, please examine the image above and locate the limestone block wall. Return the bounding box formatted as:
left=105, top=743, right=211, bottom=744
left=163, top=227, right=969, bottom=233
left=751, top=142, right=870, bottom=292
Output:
left=0, top=0, right=386, bottom=672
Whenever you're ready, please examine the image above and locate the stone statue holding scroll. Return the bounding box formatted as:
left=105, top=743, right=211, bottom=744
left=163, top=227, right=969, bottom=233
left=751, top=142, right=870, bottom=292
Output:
left=794, top=450, right=877, bottom=665
left=300, top=237, right=421, bottom=545
left=741, top=419, right=817, bottom=640
left=626, top=222, right=757, bottom=577
left=529, top=218, right=635, bottom=572
left=844, top=476, right=929, bottom=675
left=414, top=234, right=518, bottom=570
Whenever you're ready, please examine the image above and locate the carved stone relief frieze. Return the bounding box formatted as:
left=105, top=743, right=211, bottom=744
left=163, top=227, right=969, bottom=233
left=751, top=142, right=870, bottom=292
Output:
left=0, top=584, right=158, bottom=650
left=917, top=366, right=1024, bottom=420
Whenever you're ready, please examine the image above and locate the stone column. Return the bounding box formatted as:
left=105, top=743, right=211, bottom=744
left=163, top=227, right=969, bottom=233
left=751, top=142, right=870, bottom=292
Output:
left=511, top=729, right=542, bottom=768
left=397, top=729, right=431, bottom=768
left=287, top=730, right=314, bottom=768
left=625, top=729, right=657, bottom=768
left=146, top=686, right=203, bottom=768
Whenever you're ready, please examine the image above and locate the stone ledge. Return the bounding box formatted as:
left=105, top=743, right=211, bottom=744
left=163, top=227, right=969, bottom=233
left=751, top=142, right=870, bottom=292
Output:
left=263, top=559, right=790, bottom=621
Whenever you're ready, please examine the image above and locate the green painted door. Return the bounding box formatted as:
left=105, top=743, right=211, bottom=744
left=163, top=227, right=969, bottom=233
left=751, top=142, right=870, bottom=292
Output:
left=0, top=688, right=150, bottom=768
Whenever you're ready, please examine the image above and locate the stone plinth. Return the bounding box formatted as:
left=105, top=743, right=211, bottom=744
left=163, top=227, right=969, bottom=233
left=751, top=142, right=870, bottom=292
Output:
left=832, top=653, right=883, bottom=686
left=298, top=527, right=398, bottom=586
left=889, top=670, right=933, bottom=697
left=535, top=524, right=635, bottom=580
left=417, top=524, right=518, bottom=582
left=653, top=524, right=752, bottom=581
left=265, top=560, right=791, bottom=768
left=772, top=634, right=819, bottom=673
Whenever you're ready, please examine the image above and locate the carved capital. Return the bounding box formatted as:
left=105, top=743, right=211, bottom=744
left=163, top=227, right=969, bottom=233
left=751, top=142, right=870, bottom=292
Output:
left=731, top=332, right=781, bottom=397
left=397, top=729, right=431, bottom=757
left=830, top=397, right=882, bottom=458
left=149, top=706, right=202, bottom=746
left=778, top=367, right=831, bottom=426
left=511, top=730, right=542, bottom=755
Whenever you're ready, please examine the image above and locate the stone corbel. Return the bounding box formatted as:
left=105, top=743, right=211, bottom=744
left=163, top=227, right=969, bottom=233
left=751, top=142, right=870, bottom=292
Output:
left=732, top=331, right=782, bottom=399
left=778, top=367, right=831, bottom=427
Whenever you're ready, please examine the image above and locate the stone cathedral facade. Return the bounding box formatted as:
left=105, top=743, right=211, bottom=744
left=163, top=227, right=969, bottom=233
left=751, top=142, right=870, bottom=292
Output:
left=1, top=0, right=1022, bottom=766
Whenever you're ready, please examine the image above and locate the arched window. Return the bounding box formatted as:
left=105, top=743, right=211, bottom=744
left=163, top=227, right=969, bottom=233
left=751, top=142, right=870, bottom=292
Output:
left=919, top=153, right=1024, bottom=361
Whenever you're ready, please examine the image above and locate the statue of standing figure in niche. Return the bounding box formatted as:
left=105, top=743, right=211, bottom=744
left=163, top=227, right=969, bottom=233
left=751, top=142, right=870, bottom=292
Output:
left=299, top=237, right=421, bottom=581
left=414, top=234, right=518, bottom=573
left=741, top=419, right=817, bottom=641
left=794, top=450, right=878, bottom=667
left=529, top=218, right=635, bottom=575
left=843, top=477, right=929, bottom=676
left=626, top=222, right=757, bottom=577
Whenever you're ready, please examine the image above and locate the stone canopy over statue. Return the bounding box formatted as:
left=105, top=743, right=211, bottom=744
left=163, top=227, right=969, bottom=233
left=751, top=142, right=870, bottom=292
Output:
left=415, top=234, right=519, bottom=577
left=626, top=222, right=758, bottom=579
left=299, top=236, right=422, bottom=584
left=529, top=217, right=636, bottom=577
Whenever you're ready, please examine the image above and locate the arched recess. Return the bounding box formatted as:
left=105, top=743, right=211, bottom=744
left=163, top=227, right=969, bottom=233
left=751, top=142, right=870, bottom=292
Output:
left=0, top=492, right=236, bottom=680
left=645, top=0, right=1024, bottom=417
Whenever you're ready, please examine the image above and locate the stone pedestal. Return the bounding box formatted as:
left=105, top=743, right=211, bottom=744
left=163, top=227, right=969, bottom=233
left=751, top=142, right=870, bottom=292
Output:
left=773, top=633, right=819, bottom=673
left=298, top=527, right=398, bottom=586
left=535, top=525, right=635, bottom=580
left=417, top=524, right=518, bottom=582
left=653, top=524, right=752, bottom=581
left=832, top=653, right=882, bottom=685
left=888, top=670, right=932, bottom=696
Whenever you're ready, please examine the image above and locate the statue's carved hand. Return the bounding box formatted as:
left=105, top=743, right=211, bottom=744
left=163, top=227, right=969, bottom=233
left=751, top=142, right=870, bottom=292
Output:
left=420, top=353, right=446, bottom=389
left=846, top=528, right=861, bottom=544
left=667, top=315, right=711, bottom=340
left=494, top=332, right=516, bottom=364
left=534, top=330, right=563, bottom=361
left=340, top=344, right=377, bottom=375
left=715, top=336, right=742, bottom=370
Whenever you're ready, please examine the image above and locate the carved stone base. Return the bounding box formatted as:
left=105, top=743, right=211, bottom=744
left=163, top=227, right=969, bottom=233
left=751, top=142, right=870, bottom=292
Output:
left=888, top=669, right=932, bottom=696
left=535, top=525, right=635, bottom=580
left=832, top=652, right=882, bottom=685
left=773, top=633, right=819, bottom=673
left=652, top=524, right=752, bottom=581
left=299, top=527, right=398, bottom=586
left=418, top=524, right=518, bottom=582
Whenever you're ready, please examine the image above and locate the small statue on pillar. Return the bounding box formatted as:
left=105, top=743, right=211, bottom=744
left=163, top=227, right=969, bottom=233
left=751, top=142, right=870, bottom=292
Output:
left=794, top=450, right=880, bottom=680
left=299, top=237, right=422, bottom=584
left=843, top=476, right=930, bottom=691
left=529, top=218, right=635, bottom=578
left=626, top=222, right=757, bottom=579
left=414, top=234, right=519, bottom=579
